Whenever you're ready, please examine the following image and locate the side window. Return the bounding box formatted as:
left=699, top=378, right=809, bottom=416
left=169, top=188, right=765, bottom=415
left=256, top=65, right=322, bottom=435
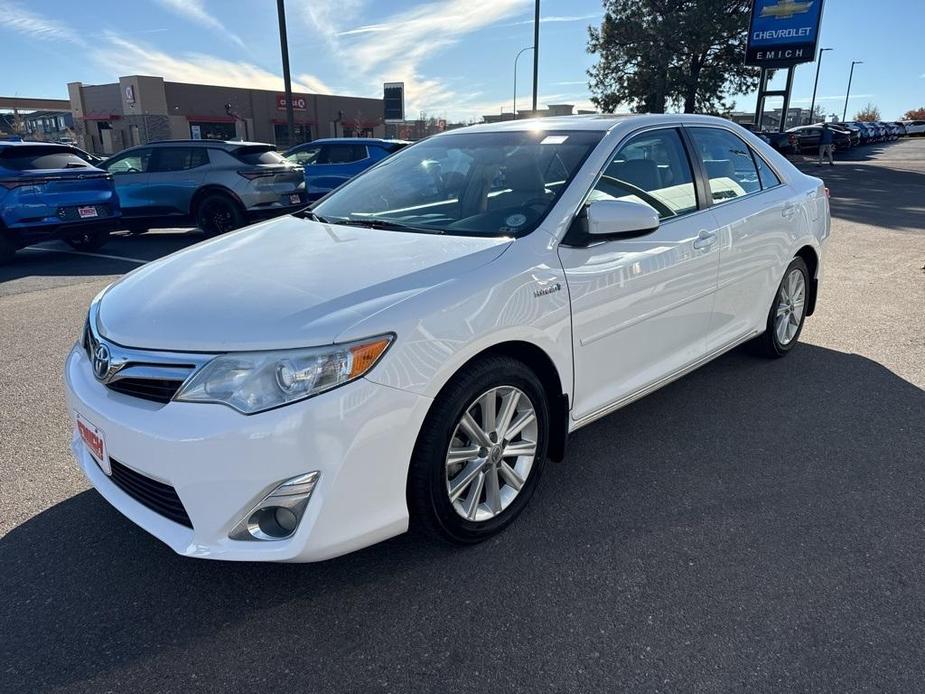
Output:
left=689, top=128, right=760, bottom=202
left=591, top=128, right=698, bottom=219
left=286, top=146, right=322, bottom=166
left=753, top=152, right=781, bottom=189
left=151, top=147, right=208, bottom=173
left=106, top=148, right=152, bottom=174
left=325, top=144, right=368, bottom=164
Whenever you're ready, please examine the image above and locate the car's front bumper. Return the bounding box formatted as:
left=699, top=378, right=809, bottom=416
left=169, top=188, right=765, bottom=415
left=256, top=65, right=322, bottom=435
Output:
left=64, top=344, right=432, bottom=562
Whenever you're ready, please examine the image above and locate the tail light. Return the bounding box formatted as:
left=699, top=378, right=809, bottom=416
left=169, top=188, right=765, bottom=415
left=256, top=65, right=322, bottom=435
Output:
left=0, top=177, right=39, bottom=190
left=824, top=187, right=830, bottom=198
left=237, top=169, right=278, bottom=180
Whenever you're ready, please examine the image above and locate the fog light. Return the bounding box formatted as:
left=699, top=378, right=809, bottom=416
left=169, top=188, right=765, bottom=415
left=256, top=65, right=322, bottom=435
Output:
left=229, top=471, right=320, bottom=541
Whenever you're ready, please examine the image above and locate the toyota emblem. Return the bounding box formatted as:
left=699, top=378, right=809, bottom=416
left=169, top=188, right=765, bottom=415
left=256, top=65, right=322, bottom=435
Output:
left=92, top=343, right=111, bottom=381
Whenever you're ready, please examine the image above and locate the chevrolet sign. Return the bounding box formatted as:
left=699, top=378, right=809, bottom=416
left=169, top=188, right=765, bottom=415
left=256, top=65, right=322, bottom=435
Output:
left=745, top=0, right=825, bottom=67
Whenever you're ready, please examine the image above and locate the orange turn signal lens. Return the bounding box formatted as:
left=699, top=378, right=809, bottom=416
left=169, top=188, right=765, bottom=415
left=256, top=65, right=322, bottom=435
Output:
left=348, top=337, right=392, bottom=379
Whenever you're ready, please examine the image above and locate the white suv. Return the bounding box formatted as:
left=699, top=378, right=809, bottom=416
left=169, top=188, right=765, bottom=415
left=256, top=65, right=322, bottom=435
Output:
left=66, top=114, right=830, bottom=562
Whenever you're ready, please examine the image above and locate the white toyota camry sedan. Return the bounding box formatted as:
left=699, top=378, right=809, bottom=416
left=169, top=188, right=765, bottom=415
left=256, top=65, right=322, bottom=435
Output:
left=66, top=114, right=830, bottom=562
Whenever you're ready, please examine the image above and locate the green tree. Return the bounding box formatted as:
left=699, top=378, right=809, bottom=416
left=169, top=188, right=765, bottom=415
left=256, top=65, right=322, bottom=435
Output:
left=854, top=103, right=881, bottom=122
left=587, top=0, right=759, bottom=114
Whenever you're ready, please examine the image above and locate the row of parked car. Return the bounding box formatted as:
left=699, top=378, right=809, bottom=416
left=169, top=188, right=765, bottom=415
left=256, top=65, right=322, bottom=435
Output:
left=746, top=119, right=923, bottom=156
left=0, top=136, right=409, bottom=263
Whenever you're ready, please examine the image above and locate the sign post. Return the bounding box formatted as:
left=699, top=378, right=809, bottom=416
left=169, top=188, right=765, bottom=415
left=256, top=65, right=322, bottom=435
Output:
left=745, top=0, right=826, bottom=132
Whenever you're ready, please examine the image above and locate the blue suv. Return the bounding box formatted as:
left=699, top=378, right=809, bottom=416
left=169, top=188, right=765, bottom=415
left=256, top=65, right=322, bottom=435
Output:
left=284, top=138, right=410, bottom=201
left=1, top=142, right=120, bottom=262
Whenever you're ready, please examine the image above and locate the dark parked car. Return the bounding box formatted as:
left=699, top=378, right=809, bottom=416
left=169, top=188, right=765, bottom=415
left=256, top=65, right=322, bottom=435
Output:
left=737, top=124, right=798, bottom=154
left=100, top=140, right=305, bottom=235
left=0, top=141, right=120, bottom=263
left=284, top=138, right=411, bottom=201
left=787, top=125, right=853, bottom=152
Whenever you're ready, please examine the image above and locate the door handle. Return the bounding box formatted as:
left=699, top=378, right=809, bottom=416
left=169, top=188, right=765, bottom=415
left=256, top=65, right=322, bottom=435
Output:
left=692, top=229, right=717, bottom=250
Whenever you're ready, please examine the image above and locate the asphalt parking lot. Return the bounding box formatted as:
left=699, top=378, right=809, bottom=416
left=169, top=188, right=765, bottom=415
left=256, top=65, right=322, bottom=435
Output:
left=1, top=139, right=924, bottom=693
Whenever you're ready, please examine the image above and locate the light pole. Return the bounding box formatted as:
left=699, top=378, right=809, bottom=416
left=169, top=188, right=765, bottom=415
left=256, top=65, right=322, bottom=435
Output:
left=843, top=60, right=862, bottom=122
left=531, top=0, right=540, bottom=113
left=513, top=46, right=534, bottom=118
left=808, top=47, right=832, bottom=124
left=276, top=0, right=295, bottom=148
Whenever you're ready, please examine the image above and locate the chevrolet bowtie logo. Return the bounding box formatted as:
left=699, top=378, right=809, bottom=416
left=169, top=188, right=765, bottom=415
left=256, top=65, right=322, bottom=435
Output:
left=760, top=0, right=814, bottom=19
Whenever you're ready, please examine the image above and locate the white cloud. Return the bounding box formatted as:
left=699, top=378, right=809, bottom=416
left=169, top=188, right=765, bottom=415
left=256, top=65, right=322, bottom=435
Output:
left=299, top=0, right=531, bottom=118
left=0, top=1, right=84, bottom=45
left=504, top=13, right=600, bottom=26
left=95, top=35, right=332, bottom=94
left=153, top=0, right=246, bottom=49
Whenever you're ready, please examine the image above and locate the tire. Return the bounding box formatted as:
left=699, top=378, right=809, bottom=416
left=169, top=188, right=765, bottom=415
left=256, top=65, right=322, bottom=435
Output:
left=407, top=355, right=550, bottom=544
left=196, top=193, right=245, bottom=237
left=0, top=233, right=15, bottom=264
left=65, top=229, right=109, bottom=252
left=749, top=257, right=810, bottom=358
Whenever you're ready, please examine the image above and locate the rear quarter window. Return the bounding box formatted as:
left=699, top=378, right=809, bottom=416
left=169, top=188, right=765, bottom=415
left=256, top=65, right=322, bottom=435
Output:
left=0, top=146, right=93, bottom=171
left=233, top=146, right=286, bottom=165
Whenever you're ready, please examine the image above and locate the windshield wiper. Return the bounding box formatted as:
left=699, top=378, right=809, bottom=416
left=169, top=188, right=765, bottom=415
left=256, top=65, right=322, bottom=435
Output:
left=293, top=208, right=330, bottom=223
left=332, top=218, right=444, bottom=235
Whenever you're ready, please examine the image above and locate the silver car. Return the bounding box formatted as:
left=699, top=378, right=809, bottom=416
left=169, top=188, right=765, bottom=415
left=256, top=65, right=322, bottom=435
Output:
left=101, top=140, right=306, bottom=235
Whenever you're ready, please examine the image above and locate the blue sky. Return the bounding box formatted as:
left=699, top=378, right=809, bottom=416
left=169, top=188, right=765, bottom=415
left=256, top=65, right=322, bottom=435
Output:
left=0, top=0, right=920, bottom=121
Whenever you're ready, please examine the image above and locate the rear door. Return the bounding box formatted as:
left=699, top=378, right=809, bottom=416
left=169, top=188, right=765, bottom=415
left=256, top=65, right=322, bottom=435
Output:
left=104, top=148, right=154, bottom=216
left=685, top=126, right=797, bottom=350
left=305, top=143, right=370, bottom=197
left=146, top=146, right=209, bottom=217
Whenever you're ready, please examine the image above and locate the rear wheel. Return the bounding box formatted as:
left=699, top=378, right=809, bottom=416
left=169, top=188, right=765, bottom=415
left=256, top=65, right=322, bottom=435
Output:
left=65, top=229, right=109, bottom=252
left=749, top=257, right=809, bottom=358
left=196, top=193, right=245, bottom=236
left=0, top=232, right=15, bottom=264
left=408, top=356, right=549, bottom=544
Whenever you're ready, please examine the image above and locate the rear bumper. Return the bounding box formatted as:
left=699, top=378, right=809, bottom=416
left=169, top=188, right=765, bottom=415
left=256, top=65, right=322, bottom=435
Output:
left=4, top=216, right=120, bottom=249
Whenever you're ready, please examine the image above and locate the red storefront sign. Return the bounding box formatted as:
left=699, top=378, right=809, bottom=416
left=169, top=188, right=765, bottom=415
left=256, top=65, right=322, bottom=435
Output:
left=276, top=94, right=307, bottom=111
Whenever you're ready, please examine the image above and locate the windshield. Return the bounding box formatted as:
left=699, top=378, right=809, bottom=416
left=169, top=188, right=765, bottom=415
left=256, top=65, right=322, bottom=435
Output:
left=312, top=130, right=603, bottom=237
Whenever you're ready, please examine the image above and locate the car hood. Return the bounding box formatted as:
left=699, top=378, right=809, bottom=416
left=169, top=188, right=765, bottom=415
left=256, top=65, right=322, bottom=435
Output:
left=97, top=216, right=511, bottom=351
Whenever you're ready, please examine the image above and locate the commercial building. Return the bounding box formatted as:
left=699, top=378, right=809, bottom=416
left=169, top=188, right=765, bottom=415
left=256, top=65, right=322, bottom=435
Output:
left=481, top=104, right=597, bottom=123
left=67, top=75, right=385, bottom=155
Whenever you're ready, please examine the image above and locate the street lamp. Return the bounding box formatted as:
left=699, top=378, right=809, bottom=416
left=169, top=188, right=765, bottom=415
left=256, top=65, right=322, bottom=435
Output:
left=513, top=46, right=534, bottom=118
left=531, top=0, right=540, bottom=113
left=276, top=0, right=295, bottom=148
left=843, top=60, right=863, bottom=122
left=808, top=48, right=832, bottom=125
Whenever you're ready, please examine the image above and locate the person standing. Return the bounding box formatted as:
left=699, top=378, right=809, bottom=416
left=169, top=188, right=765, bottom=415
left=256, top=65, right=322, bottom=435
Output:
left=818, top=122, right=835, bottom=166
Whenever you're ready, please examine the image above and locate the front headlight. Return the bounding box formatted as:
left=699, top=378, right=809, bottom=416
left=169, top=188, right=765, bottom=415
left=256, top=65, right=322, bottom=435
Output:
left=174, top=334, right=393, bottom=414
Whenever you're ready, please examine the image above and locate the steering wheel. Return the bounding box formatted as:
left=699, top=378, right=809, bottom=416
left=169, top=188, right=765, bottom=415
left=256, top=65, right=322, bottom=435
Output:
left=596, top=175, right=674, bottom=219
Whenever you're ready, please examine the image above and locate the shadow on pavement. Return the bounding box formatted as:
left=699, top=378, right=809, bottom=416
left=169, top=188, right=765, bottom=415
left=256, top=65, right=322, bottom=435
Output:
left=797, top=162, right=925, bottom=232
left=2, top=344, right=924, bottom=691
left=0, top=230, right=205, bottom=285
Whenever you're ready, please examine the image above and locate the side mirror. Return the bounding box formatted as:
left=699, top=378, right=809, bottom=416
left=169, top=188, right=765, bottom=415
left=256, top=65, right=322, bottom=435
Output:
left=585, top=199, right=660, bottom=239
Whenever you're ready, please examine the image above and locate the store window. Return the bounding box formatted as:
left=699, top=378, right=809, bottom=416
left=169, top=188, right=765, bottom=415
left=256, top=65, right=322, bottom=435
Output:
left=274, top=124, right=312, bottom=147
left=189, top=122, right=236, bottom=141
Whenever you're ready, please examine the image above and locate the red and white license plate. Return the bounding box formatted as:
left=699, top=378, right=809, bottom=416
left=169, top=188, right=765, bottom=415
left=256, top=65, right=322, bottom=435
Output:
left=77, top=206, right=99, bottom=219
left=76, top=412, right=110, bottom=475
left=289, top=194, right=301, bottom=205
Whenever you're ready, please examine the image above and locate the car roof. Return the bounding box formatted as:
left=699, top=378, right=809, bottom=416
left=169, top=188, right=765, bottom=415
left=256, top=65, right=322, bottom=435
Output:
left=0, top=140, right=76, bottom=149
left=296, top=138, right=412, bottom=146
left=145, top=139, right=275, bottom=150
left=432, top=113, right=749, bottom=136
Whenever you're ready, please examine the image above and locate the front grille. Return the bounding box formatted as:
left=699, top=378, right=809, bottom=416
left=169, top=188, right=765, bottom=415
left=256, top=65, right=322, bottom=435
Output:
left=108, top=458, right=193, bottom=528
left=106, top=378, right=184, bottom=404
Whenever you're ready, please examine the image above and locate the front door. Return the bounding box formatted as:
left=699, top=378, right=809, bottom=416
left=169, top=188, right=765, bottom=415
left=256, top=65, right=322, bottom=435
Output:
left=146, top=146, right=210, bottom=218
left=558, top=127, right=720, bottom=422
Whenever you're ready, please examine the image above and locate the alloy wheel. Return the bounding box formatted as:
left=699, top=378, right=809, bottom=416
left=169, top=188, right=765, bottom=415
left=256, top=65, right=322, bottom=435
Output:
left=444, top=386, right=538, bottom=522
left=775, top=268, right=806, bottom=345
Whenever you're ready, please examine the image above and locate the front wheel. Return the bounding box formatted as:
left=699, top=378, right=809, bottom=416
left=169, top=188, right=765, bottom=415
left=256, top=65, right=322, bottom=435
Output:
left=65, top=229, right=109, bottom=252
left=749, top=257, right=810, bottom=358
left=408, top=356, right=549, bottom=544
